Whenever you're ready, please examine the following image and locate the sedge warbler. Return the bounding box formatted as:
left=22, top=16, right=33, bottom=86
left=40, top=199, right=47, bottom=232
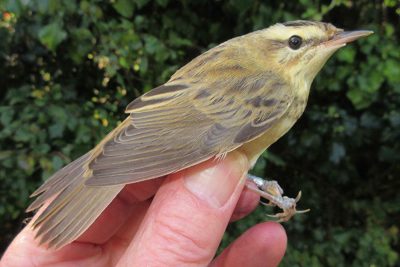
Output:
left=27, top=20, right=372, bottom=249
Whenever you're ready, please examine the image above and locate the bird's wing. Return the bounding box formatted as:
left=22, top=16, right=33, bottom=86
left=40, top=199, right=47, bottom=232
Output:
left=28, top=69, right=293, bottom=248
left=85, top=72, right=293, bottom=186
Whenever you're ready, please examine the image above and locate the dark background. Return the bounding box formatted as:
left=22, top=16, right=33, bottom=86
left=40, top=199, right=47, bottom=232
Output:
left=1, top=0, right=399, bottom=266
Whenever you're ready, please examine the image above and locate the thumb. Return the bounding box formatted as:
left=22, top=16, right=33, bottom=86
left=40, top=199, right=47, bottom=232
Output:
left=117, top=151, right=249, bottom=266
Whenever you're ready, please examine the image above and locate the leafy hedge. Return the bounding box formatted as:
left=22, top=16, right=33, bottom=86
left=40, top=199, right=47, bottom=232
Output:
left=1, top=0, right=399, bottom=265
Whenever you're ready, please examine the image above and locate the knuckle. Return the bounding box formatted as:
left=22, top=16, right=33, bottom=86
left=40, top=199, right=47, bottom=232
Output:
left=151, top=211, right=211, bottom=265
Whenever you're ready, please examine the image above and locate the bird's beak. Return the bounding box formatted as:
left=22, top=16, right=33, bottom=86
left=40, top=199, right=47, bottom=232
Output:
left=323, top=30, right=373, bottom=48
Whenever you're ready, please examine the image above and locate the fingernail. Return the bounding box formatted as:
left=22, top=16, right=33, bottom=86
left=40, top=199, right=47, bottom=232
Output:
left=184, top=151, right=249, bottom=208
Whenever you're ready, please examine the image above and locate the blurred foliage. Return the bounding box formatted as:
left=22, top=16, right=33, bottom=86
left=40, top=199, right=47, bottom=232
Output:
left=0, top=0, right=399, bottom=265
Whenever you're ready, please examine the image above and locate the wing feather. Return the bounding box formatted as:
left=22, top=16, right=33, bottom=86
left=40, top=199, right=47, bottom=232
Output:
left=86, top=71, right=293, bottom=186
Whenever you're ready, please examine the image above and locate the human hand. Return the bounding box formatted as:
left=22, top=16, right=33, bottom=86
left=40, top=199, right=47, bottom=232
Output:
left=1, top=152, right=287, bottom=267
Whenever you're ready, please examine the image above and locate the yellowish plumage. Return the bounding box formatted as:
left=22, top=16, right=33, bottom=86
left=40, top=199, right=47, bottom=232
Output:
left=27, top=20, right=372, bottom=249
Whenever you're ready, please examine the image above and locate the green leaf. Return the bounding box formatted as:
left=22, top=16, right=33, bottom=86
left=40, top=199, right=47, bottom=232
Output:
left=336, top=47, right=356, bottom=63
left=36, top=143, right=51, bottom=154
left=388, top=111, right=400, bottom=127
left=360, top=113, right=380, bottom=129
left=69, top=28, right=94, bottom=63
left=329, top=142, right=346, bottom=164
left=5, top=0, right=27, bottom=15
left=0, top=106, right=14, bottom=126
left=168, top=32, right=192, bottom=47
left=49, top=123, right=65, bottom=138
left=383, top=59, right=400, bottom=87
left=0, top=151, right=13, bottom=161
left=229, top=0, right=253, bottom=12
left=139, top=56, right=148, bottom=75
left=36, top=0, right=59, bottom=13
left=113, top=0, right=134, bottom=18
left=118, top=56, right=130, bottom=69
left=379, top=146, right=400, bottom=163
left=249, top=157, right=267, bottom=177
left=262, top=151, right=286, bottom=167
left=51, top=155, right=64, bottom=170
left=48, top=105, right=67, bottom=121
left=346, top=89, right=363, bottom=108
left=156, top=0, right=169, bottom=7
left=135, top=0, right=150, bottom=8
left=144, top=35, right=161, bottom=54
left=14, top=127, right=32, bottom=142
left=38, top=22, right=67, bottom=51
left=346, top=89, right=374, bottom=110
left=17, top=154, right=35, bottom=173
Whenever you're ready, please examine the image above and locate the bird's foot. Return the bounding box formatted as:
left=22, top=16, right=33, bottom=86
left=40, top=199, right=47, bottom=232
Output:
left=246, top=174, right=310, bottom=222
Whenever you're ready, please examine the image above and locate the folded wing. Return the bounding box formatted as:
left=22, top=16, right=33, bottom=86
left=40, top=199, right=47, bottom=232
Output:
left=86, top=72, right=293, bottom=186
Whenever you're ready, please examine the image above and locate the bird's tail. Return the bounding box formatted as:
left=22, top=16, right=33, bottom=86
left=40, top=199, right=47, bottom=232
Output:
left=26, top=151, right=124, bottom=249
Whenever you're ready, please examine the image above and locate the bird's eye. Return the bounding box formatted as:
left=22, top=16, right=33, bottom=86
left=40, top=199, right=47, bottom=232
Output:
left=288, top=35, right=302, bottom=50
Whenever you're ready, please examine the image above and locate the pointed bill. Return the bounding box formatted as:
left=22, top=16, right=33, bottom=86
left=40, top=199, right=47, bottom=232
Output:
left=324, top=30, right=374, bottom=47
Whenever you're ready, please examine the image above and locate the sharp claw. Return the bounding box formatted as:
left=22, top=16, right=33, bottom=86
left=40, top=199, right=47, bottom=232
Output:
left=260, top=201, right=275, bottom=207
left=295, top=191, right=302, bottom=202
left=295, top=208, right=310, bottom=214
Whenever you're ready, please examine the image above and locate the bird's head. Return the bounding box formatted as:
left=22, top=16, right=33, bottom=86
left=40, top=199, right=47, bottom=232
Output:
left=259, top=20, right=372, bottom=86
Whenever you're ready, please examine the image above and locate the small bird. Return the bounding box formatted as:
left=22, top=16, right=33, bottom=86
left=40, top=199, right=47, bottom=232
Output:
left=27, top=20, right=372, bottom=249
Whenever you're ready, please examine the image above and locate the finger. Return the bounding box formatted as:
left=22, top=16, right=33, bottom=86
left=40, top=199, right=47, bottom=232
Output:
left=101, top=200, right=153, bottom=266
left=76, top=178, right=163, bottom=244
left=210, top=222, right=287, bottom=267
left=80, top=173, right=259, bottom=245
left=1, top=226, right=102, bottom=266
left=230, top=182, right=260, bottom=221
left=117, top=151, right=249, bottom=267
left=2, top=179, right=163, bottom=266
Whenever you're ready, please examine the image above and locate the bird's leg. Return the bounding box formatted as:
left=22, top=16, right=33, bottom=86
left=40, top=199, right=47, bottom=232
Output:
left=246, top=174, right=310, bottom=222
left=247, top=174, right=283, bottom=206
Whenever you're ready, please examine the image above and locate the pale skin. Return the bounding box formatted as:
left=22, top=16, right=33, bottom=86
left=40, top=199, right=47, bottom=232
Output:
left=1, top=152, right=287, bottom=267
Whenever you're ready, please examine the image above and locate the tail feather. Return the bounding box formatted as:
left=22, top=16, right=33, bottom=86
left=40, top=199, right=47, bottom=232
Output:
left=28, top=151, right=123, bottom=249
left=29, top=153, right=90, bottom=198
left=43, top=187, right=121, bottom=249
left=26, top=153, right=92, bottom=214
left=35, top=182, right=89, bottom=236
